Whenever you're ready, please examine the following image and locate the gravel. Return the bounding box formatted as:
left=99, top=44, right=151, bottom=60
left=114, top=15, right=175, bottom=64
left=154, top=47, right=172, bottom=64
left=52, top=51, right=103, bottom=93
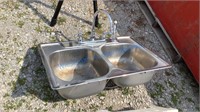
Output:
left=0, top=0, right=199, bottom=112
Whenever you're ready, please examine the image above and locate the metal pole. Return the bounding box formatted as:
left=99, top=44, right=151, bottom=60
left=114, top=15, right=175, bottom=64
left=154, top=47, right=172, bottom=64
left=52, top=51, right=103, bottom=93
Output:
left=50, top=0, right=64, bottom=27
left=93, top=0, right=98, bottom=27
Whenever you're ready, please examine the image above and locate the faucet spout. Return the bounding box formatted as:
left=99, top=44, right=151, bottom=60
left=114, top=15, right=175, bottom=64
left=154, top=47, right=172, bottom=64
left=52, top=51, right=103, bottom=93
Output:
left=90, top=10, right=116, bottom=42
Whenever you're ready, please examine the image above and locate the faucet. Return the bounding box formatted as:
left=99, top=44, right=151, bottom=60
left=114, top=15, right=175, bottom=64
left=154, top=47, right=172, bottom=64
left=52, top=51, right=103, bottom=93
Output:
left=90, top=9, right=117, bottom=42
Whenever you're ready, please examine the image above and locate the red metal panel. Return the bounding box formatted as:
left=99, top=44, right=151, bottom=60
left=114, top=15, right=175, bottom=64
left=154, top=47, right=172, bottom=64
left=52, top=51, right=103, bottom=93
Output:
left=148, top=1, right=199, bottom=82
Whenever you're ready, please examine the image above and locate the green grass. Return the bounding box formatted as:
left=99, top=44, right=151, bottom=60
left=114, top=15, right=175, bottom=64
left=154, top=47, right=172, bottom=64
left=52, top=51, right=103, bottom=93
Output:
left=89, top=104, right=99, bottom=111
left=49, top=36, right=57, bottom=42
left=52, top=103, right=58, bottom=108
left=155, top=83, right=165, bottom=94
left=106, top=106, right=113, bottom=111
left=150, top=83, right=165, bottom=98
left=43, top=26, right=54, bottom=33
left=3, top=93, right=9, bottom=97
left=18, top=77, right=26, bottom=85
left=97, top=23, right=102, bottom=29
left=82, top=31, right=91, bottom=39
left=7, top=80, right=16, bottom=90
left=97, top=92, right=106, bottom=97
left=166, top=80, right=177, bottom=90
left=50, top=0, right=57, bottom=8
left=121, top=87, right=133, bottom=95
left=34, top=26, right=42, bottom=33
left=2, top=1, right=20, bottom=10
left=17, top=12, right=27, bottom=18
left=30, top=46, right=38, bottom=55
left=171, top=93, right=178, bottom=106
left=16, top=57, right=23, bottom=64
left=65, top=100, right=70, bottom=106
left=3, top=99, right=25, bottom=110
left=35, top=67, right=45, bottom=75
left=0, top=15, right=7, bottom=20
left=20, top=65, right=28, bottom=72
left=57, top=17, right=66, bottom=25
left=171, top=92, right=182, bottom=106
left=16, top=21, right=25, bottom=28
left=97, top=91, right=106, bottom=100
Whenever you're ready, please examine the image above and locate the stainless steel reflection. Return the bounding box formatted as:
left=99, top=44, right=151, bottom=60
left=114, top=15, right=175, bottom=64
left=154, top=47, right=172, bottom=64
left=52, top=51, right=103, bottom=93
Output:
left=39, top=36, right=171, bottom=99
left=101, top=44, right=157, bottom=71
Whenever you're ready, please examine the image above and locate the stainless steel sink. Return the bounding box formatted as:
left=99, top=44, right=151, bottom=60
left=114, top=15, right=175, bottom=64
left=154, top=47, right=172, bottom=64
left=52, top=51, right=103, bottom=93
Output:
left=101, top=43, right=157, bottom=71
left=39, top=36, right=171, bottom=99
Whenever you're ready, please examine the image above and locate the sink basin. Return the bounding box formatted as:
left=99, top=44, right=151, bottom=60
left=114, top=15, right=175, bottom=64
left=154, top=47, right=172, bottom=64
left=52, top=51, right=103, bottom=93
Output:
left=39, top=43, right=110, bottom=99
left=101, top=44, right=158, bottom=71
left=49, top=48, right=109, bottom=83
left=39, top=36, right=171, bottom=99
left=100, top=38, right=170, bottom=87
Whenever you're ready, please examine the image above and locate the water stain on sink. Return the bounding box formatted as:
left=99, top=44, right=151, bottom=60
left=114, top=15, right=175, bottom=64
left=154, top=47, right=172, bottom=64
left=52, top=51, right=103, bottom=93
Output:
left=54, top=66, right=75, bottom=81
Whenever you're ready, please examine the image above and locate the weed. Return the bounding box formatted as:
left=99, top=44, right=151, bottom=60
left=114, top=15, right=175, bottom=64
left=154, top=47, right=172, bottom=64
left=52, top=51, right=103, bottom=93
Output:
left=30, top=46, right=38, bottom=54
left=17, top=12, right=26, bottom=18
left=49, top=36, right=57, bottom=42
left=106, top=106, right=113, bottom=111
left=82, top=31, right=91, bottom=39
left=89, top=104, right=99, bottom=111
left=34, top=26, right=42, bottom=33
left=167, top=81, right=177, bottom=90
left=2, top=1, right=20, bottom=10
left=171, top=93, right=178, bottom=106
left=95, top=28, right=104, bottom=36
left=97, top=23, right=102, bottom=29
left=186, top=97, right=194, bottom=103
left=16, top=21, right=25, bottom=28
left=150, top=83, right=165, bottom=98
left=35, top=67, right=45, bottom=75
left=52, top=103, right=58, bottom=108
left=3, top=99, right=25, bottom=110
left=18, top=77, right=26, bottom=85
left=16, top=57, right=23, bottom=64
left=122, top=87, right=132, bottom=95
left=21, top=65, right=28, bottom=72
left=3, top=93, right=9, bottom=97
left=97, top=92, right=106, bottom=97
left=7, top=80, right=16, bottom=90
left=43, top=26, right=54, bottom=33
left=65, top=100, right=70, bottom=106
left=50, top=0, right=57, bottom=8
left=57, top=17, right=66, bottom=25
left=171, top=92, right=181, bottom=106
left=155, top=83, right=165, bottom=94
left=0, top=15, right=7, bottom=20
left=43, top=109, right=48, bottom=112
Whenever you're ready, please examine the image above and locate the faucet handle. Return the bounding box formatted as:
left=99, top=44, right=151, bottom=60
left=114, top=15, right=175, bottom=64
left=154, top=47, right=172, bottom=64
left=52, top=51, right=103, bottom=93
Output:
left=114, top=20, right=117, bottom=25
left=112, top=20, right=118, bottom=42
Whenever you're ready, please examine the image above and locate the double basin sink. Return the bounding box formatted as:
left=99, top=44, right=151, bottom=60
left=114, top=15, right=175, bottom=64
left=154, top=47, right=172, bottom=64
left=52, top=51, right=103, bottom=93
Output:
left=39, top=36, right=170, bottom=99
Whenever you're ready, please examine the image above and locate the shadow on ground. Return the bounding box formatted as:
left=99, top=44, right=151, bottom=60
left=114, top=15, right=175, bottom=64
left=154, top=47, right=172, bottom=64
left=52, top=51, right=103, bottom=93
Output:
left=20, top=0, right=92, bottom=26
left=12, top=46, right=64, bottom=102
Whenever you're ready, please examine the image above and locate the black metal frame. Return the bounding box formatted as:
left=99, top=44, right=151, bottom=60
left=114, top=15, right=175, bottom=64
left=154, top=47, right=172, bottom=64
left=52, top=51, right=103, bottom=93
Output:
left=50, top=0, right=98, bottom=27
